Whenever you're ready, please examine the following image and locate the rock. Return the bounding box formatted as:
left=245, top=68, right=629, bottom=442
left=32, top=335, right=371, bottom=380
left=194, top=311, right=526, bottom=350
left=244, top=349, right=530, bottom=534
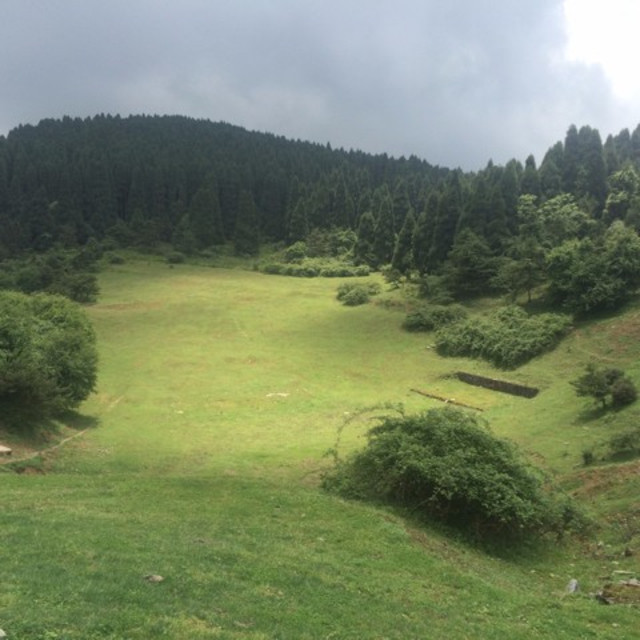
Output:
left=566, top=578, right=579, bottom=593
left=0, top=445, right=12, bottom=456
left=144, top=574, right=164, bottom=583
left=0, top=628, right=6, bottom=638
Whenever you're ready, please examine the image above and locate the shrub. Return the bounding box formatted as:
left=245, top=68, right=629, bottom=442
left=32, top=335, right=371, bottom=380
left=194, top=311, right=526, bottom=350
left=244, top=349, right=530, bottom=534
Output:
left=259, top=258, right=369, bottom=278
left=166, top=251, right=186, bottom=264
left=0, top=291, right=98, bottom=422
left=609, top=427, right=640, bottom=457
left=323, top=407, right=585, bottom=542
left=571, top=363, right=637, bottom=409
left=403, top=304, right=467, bottom=332
left=336, top=281, right=382, bottom=306
left=281, top=241, right=307, bottom=263
left=435, top=305, right=571, bottom=368
left=611, top=377, right=638, bottom=407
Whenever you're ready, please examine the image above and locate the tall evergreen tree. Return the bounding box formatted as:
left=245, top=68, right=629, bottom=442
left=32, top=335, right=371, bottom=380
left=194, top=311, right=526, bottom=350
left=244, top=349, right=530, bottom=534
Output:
left=233, top=190, right=260, bottom=256
left=189, top=178, right=225, bottom=248
left=391, top=207, right=416, bottom=274
left=373, top=191, right=396, bottom=266
left=354, top=211, right=377, bottom=267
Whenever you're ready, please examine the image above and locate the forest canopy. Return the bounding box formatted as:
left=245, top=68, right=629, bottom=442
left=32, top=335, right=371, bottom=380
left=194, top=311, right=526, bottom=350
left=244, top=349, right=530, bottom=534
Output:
left=2, top=115, right=640, bottom=312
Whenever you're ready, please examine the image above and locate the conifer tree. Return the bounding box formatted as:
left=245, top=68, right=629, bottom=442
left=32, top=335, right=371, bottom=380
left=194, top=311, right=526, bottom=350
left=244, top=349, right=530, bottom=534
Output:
left=391, top=207, right=416, bottom=274
left=233, top=190, right=260, bottom=256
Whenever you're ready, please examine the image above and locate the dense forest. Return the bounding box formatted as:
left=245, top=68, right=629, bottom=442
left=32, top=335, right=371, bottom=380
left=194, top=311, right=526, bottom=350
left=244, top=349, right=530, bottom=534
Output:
left=2, top=114, right=640, bottom=311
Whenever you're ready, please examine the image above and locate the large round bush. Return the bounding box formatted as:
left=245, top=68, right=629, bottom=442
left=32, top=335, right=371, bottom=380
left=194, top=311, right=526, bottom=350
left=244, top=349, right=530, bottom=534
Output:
left=0, top=291, right=98, bottom=420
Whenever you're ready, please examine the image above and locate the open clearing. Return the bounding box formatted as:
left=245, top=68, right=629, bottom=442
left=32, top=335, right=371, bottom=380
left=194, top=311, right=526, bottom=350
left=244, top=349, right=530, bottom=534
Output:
left=1, top=258, right=639, bottom=639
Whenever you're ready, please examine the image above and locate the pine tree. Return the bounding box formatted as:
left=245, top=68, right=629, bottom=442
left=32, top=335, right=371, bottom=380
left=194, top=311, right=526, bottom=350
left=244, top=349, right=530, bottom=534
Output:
left=391, top=207, right=416, bottom=274
left=354, top=211, right=377, bottom=267
left=373, top=191, right=396, bottom=266
left=233, top=190, right=260, bottom=256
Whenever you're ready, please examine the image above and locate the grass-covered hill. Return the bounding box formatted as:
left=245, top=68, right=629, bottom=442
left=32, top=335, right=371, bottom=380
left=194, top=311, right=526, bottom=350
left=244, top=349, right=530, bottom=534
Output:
left=1, top=257, right=638, bottom=639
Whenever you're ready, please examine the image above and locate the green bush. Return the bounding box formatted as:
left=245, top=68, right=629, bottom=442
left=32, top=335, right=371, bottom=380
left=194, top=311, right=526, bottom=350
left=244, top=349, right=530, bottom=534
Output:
left=435, top=305, right=571, bottom=368
left=166, top=251, right=186, bottom=264
left=403, top=304, right=467, bottom=332
left=259, top=257, right=370, bottom=279
left=571, top=363, right=637, bottom=409
left=336, top=281, right=382, bottom=306
left=609, top=427, right=640, bottom=457
left=323, top=407, right=585, bottom=542
left=611, top=376, right=638, bottom=407
left=0, top=291, right=98, bottom=422
left=281, top=241, right=307, bottom=263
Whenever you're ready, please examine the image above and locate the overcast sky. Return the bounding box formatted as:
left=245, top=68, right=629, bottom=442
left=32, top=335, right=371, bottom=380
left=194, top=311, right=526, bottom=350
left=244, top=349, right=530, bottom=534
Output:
left=1, top=0, right=638, bottom=170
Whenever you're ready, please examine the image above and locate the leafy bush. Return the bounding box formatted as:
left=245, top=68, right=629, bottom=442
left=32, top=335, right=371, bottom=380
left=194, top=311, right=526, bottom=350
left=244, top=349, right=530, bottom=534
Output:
left=609, top=427, right=640, bottom=457
left=435, top=305, right=571, bottom=368
left=611, top=376, right=638, bottom=407
left=1, top=250, right=100, bottom=303
left=571, top=363, right=637, bottom=409
left=259, top=258, right=369, bottom=278
left=282, top=241, right=307, bottom=263
left=336, top=281, right=382, bottom=306
left=166, top=251, right=186, bottom=264
left=323, top=407, right=585, bottom=542
left=0, top=291, right=98, bottom=422
left=403, top=304, right=467, bottom=332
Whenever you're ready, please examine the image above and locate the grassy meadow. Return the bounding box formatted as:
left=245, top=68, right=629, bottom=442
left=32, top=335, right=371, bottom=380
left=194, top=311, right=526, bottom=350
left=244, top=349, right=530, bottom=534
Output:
left=1, top=257, right=639, bottom=639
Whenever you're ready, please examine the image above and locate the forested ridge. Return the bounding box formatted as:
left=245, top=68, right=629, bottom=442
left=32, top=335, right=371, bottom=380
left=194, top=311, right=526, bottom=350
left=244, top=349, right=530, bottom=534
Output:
left=2, top=113, right=640, bottom=311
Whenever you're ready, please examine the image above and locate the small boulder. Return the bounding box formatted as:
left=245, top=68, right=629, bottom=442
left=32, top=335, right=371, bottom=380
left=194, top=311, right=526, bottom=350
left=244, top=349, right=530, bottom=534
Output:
left=566, top=578, right=579, bottom=593
left=144, top=574, right=164, bottom=583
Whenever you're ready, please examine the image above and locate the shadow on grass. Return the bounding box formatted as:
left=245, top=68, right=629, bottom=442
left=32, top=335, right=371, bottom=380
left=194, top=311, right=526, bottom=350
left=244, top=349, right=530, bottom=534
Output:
left=0, top=401, right=100, bottom=446
left=58, top=410, right=100, bottom=432
left=573, top=405, right=608, bottom=424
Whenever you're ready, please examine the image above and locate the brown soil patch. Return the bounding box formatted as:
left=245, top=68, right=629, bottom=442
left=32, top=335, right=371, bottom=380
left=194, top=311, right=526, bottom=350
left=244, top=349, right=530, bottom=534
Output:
left=569, top=460, right=640, bottom=499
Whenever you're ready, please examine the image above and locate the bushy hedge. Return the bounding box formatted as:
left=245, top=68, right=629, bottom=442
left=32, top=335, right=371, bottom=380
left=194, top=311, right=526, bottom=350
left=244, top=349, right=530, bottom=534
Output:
left=435, top=305, right=571, bottom=369
left=403, top=304, right=467, bottom=332
left=336, top=281, right=382, bottom=306
left=260, top=259, right=370, bottom=278
left=323, top=407, right=585, bottom=543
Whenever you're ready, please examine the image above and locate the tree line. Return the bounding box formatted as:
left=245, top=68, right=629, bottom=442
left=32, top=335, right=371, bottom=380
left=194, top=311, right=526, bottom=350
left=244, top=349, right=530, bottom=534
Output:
left=2, top=115, right=640, bottom=312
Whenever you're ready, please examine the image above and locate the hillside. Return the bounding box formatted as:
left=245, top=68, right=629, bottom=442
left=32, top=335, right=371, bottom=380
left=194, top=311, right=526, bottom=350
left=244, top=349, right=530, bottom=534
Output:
left=1, top=258, right=639, bottom=638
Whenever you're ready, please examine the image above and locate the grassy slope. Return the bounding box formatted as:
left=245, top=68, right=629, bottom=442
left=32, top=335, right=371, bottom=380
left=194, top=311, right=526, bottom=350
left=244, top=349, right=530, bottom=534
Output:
left=1, top=259, right=638, bottom=639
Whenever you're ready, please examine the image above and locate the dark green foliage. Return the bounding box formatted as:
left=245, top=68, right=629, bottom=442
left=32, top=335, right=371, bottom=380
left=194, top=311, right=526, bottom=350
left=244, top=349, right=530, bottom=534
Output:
left=609, top=427, right=640, bottom=458
left=105, top=252, right=125, bottom=265
left=166, top=251, right=186, bottom=264
left=417, top=274, right=454, bottom=305
left=402, top=304, right=467, bottom=332
left=442, top=229, right=497, bottom=298
left=354, top=211, right=377, bottom=267
left=0, top=249, right=100, bottom=303
left=572, top=363, right=637, bottom=409
left=546, top=221, right=640, bottom=313
left=391, top=208, right=416, bottom=274
left=281, top=241, right=307, bottom=263
left=260, top=258, right=369, bottom=279
left=611, top=377, right=638, bottom=407
left=0, top=290, right=98, bottom=421
left=234, top=190, right=261, bottom=256
left=323, top=407, right=585, bottom=542
left=435, top=305, right=571, bottom=369
left=336, top=281, right=382, bottom=306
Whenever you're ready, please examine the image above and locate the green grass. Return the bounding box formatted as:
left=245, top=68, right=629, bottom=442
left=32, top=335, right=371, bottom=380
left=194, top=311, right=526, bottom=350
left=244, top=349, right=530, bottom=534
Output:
left=1, top=259, right=639, bottom=638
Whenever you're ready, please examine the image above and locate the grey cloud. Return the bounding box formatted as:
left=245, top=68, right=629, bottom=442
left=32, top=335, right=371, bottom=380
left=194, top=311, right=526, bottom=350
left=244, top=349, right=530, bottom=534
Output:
left=0, top=0, right=629, bottom=169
